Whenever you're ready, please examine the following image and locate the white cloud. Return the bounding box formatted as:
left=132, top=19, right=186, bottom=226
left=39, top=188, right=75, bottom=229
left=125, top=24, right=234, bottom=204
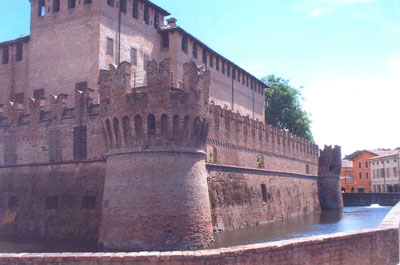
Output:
left=309, top=7, right=334, bottom=17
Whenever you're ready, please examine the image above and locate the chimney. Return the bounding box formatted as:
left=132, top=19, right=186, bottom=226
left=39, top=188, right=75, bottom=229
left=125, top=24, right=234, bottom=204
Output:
left=167, top=17, right=177, bottom=28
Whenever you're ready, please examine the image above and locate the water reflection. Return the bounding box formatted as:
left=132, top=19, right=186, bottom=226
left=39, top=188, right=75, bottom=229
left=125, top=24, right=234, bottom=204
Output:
left=210, top=206, right=391, bottom=249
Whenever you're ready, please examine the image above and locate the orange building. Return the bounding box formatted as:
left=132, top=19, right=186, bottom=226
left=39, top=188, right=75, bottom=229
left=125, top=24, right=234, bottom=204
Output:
left=344, top=150, right=394, bottom=193
left=340, top=159, right=355, bottom=193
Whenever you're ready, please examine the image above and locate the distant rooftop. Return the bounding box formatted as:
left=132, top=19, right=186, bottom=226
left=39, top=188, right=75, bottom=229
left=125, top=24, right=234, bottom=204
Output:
left=345, top=149, right=396, bottom=161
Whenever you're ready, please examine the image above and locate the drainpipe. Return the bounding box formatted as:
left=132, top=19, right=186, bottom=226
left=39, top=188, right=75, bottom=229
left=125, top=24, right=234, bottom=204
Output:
left=231, top=74, right=234, bottom=111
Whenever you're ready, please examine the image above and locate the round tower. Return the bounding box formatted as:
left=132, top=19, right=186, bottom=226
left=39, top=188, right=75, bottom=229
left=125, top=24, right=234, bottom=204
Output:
left=97, top=59, right=213, bottom=251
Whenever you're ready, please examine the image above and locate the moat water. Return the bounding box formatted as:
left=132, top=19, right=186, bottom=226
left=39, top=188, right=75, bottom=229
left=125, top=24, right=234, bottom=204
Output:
left=0, top=206, right=391, bottom=253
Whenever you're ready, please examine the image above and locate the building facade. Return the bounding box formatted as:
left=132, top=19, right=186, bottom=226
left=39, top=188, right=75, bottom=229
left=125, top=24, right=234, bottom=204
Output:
left=369, top=150, right=400, bottom=193
left=340, top=159, right=355, bottom=192
left=0, top=0, right=340, bottom=252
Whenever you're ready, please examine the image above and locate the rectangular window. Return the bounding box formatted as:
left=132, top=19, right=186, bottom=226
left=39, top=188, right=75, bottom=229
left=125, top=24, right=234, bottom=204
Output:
left=232, top=68, right=236, bottom=80
left=130, top=48, right=137, bottom=65
left=106, top=38, right=114, bottom=56
left=359, top=172, right=362, bottom=179
left=68, top=0, right=76, bottom=9
left=2, top=46, right=9, bottom=65
left=7, top=196, right=17, bottom=209
left=238, top=71, right=241, bottom=82
left=143, top=54, right=149, bottom=70
left=81, top=196, right=96, bottom=210
left=246, top=76, right=249, bottom=87
left=366, top=172, right=369, bottom=179
left=84, top=0, right=92, bottom=4
left=107, top=0, right=114, bottom=7
left=38, top=0, right=45, bottom=16
left=192, top=42, right=198, bottom=59
left=394, top=167, right=398, bottom=177
left=154, top=11, right=159, bottom=29
left=222, top=61, right=225, bottom=74
left=33, top=89, right=45, bottom=99
left=210, top=53, right=214, bottom=68
left=4, top=134, right=17, bottom=166
left=261, top=184, right=267, bottom=203
left=120, top=0, right=127, bottom=13
left=132, top=0, right=139, bottom=18
left=161, top=32, right=169, bottom=49
left=144, top=4, right=150, bottom=25
left=358, top=161, right=362, bottom=169
left=181, top=35, right=188, bottom=54
left=73, top=126, right=87, bottom=160
left=202, top=49, right=207, bottom=65
left=49, top=129, right=62, bottom=163
left=227, top=64, right=230, bottom=77
left=387, top=168, right=390, bottom=177
left=53, top=0, right=60, bottom=12
left=365, top=161, right=369, bottom=168
left=16, top=43, right=23, bottom=61
left=45, top=196, right=59, bottom=210
left=216, top=57, right=219, bottom=71
left=14, top=93, right=24, bottom=104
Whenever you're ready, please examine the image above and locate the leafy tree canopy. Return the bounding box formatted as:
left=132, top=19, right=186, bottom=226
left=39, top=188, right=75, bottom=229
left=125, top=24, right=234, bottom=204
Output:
left=262, top=75, right=314, bottom=142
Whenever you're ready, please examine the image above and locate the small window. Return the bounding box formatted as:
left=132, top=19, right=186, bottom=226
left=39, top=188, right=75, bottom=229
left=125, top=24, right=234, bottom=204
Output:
left=33, top=89, right=44, bottom=99
left=49, top=129, right=62, bottom=162
left=107, top=0, right=114, bottom=7
left=358, top=161, right=362, bottom=169
left=73, top=126, right=87, bottom=160
left=144, top=4, right=149, bottom=25
left=387, top=168, right=390, bottom=177
left=84, top=0, right=92, bottom=4
left=232, top=68, right=236, bottom=80
left=154, top=11, right=159, bottom=29
left=210, top=53, right=214, bottom=68
left=130, top=48, right=137, bottom=65
left=394, top=167, right=398, bottom=177
left=15, top=43, right=23, bottom=61
left=106, top=38, right=114, bottom=56
left=45, top=196, right=59, bottom=210
left=132, top=0, right=139, bottom=18
left=120, top=0, right=127, bottom=13
left=366, top=172, right=369, bottom=179
left=53, top=0, right=60, bottom=12
left=261, top=184, right=267, bottom=202
left=222, top=61, right=225, bottom=74
left=7, top=196, right=17, bottom=209
left=147, top=114, right=156, bottom=134
left=227, top=64, right=231, bottom=77
left=181, top=35, right=188, bottom=54
left=68, top=0, right=76, bottom=9
left=38, top=0, right=46, bottom=16
left=161, top=32, right=169, bottom=49
left=216, top=57, right=219, bottom=71
left=365, top=161, right=368, bottom=168
left=2, top=46, right=9, bottom=64
left=202, top=49, right=207, bottom=65
left=359, top=172, right=362, bottom=179
left=81, top=196, right=96, bottom=210
left=238, top=71, right=241, bottom=82
left=192, top=42, right=198, bottom=59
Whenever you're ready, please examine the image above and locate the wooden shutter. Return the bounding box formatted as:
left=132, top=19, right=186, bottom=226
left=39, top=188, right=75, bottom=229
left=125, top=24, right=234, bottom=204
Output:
left=49, top=129, right=62, bottom=162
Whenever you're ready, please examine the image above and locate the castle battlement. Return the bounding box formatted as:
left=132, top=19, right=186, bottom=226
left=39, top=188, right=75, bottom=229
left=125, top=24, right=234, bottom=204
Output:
left=98, top=59, right=210, bottom=152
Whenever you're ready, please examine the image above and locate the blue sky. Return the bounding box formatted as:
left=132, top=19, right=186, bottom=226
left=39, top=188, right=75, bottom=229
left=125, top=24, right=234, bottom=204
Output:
left=0, top=0, right=399, bottom=156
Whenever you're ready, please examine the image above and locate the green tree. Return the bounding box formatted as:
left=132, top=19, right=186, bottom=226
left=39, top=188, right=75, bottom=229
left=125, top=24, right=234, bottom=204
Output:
left=262, top=75, right=314, bottom=142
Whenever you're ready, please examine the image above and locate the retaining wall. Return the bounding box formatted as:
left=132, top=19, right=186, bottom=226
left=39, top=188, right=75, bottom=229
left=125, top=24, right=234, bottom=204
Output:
left=343, top=193, right=400, bottom=206
left=2, top=203, right=400, bottom=265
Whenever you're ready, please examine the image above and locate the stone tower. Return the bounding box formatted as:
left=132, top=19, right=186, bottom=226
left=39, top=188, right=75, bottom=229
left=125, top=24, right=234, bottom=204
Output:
left=318, top=145, right=344, bottom=210
left=97, top=59, right=214, bottom=251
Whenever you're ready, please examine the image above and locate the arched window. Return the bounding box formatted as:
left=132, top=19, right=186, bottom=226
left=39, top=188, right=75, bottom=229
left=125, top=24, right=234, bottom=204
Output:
left=147, top=114, right=156, bottom=134
left=161, top=114, right=168, bottom=136
left=113, top=118, right=122, bottom=148
left=105, top=119, right=113, bottom=149
left=134, top=115, right=142, bottom=139
left=122, top=116, right=131, bottom=146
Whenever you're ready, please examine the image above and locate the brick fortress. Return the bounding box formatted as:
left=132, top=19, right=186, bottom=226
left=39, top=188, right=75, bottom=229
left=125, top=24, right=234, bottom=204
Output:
left=0, top=0, right=342, bottom=251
